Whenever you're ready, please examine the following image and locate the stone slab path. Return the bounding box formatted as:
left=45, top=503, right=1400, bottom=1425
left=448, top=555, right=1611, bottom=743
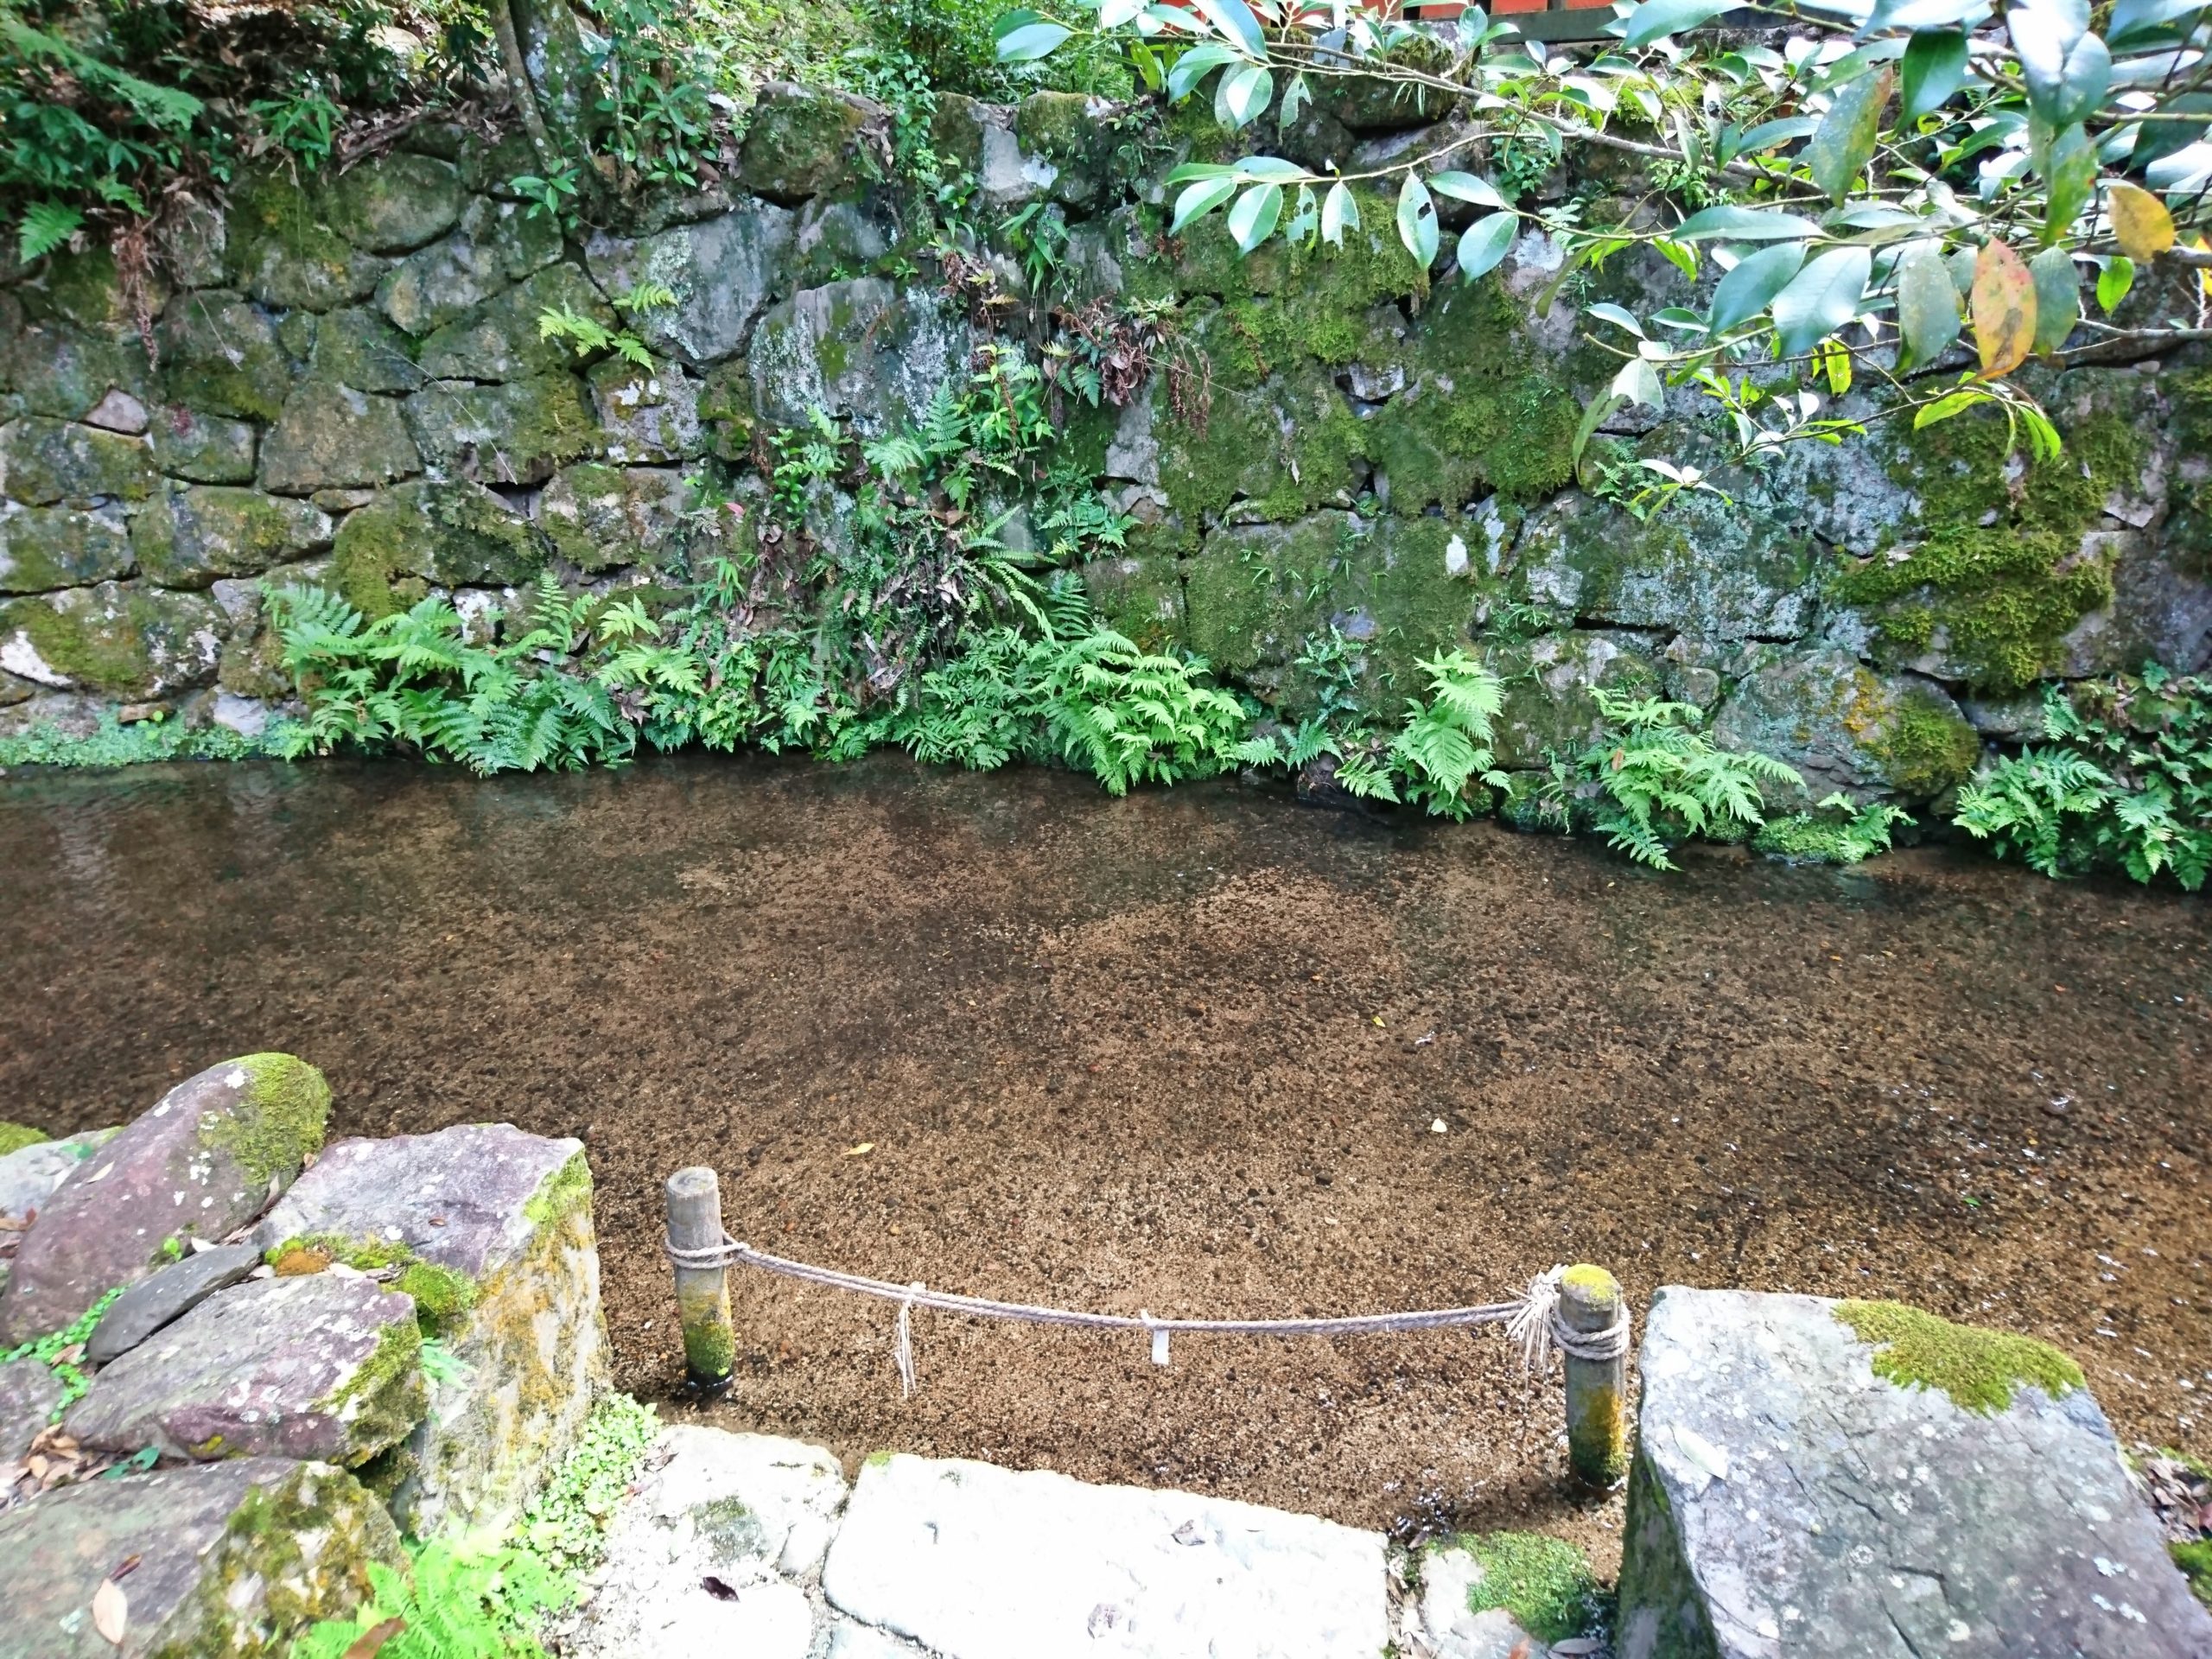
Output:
left=559, top=1425, right=1563, bottom=1659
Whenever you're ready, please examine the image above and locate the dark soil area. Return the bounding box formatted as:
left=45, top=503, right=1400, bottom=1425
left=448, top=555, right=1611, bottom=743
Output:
left=3, top=754, right=2208, bottom=1569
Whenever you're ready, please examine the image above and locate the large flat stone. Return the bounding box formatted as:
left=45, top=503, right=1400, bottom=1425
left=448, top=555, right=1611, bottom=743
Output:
left=822, top=1452, right=1391, bottom=1659
left=563, top=1426, right=849, bottom=1659
left=84, top=1242, right=261, bottom=1365
left=67, top=1270, right=424, bottom=1466
left=1617, top=1286, right=2212, bottom=1659
left=0, top=1056, right=328, bottom=1345
left=252, top=1123, right=609, bottom=1534
left=0, top=1457, right=403, bottom=1658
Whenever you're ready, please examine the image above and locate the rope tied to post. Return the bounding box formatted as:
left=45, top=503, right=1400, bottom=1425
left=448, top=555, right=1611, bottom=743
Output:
left=665, top=1232, right=1629, bottom=1395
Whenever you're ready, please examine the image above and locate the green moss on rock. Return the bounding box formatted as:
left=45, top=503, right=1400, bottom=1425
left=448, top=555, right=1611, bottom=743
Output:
left=1834, top=1300, right=2083, bottom=1415
left=524, top=1149, right=594, bottom=1229
left=1445, top=1531, right=1601, bottom=1645
left=314, top=1312, right=427, bottom=1460
left=0, top=580, right=226, bottom=698
left=330, top=478, right=550, bottom=618
left=198, top=1052, right=330, bottom=1188
left=0, top=1122, right=48, bottom=1156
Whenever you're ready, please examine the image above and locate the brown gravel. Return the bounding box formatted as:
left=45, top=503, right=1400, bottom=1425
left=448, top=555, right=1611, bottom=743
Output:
left=2, top=753, right=2209, bottom=1573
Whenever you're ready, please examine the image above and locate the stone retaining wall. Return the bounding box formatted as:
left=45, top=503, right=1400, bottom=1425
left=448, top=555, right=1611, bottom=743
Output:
left=0, top=80, right=2205, bottom=801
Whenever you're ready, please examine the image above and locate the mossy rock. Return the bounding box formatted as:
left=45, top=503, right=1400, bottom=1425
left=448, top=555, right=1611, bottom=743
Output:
left=377, top=194, right=565, bottom=338
left=0, top=503, right=133, bottom=594
left=418, top=262, right=613, bottom=383
left=330, top=478, right=552, bottom=618
left=260, top=383, right=423, bottom=495
left=0, top=323, right=150, bottom=423
left=0, top=580, right=226, bottom=698
left=589, top=359, right=705, bottom=466
left=319, top=151, right=467, bottom=255
left=1082, top=550, right=1186, bottom=653
left=738, top=81, right=883, bottom=204
left=1712, top=647, right=1980, bottom=805
left=308, top=306, right=424, bottom=394
left=131, top=486, right=334, bottom=589
left=226, top=168, right=391, bottom=313
left=0, top=1123, right=46, bottom=1158
left=0, top=416, right=154, bottom=505
left=402, top=372, right=601, bottom=487
left=538, top=462, right=691, bottom=572
left=1834, top=1300, right=2082, bottom=1415
left=1155, top=365, right=1366, bottom=523
left=1487, top=629, right=1664, bottom=769
left=157, top=292, right=290, bottom=422
left=149, top=406, right=258, bottom=484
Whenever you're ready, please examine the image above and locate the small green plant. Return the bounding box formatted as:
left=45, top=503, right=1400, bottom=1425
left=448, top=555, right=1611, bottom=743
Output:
left=1333, top=652, right=1509, bottom=821
left=0, top=1286, right=124, bottom=1420
left=520, top=1393, right=658, bottom=1575
left=1029, top=624, right=1253, bottom=797
left=0, top=711, right=284, bottom=769
left=537, top=281, right=677, bottom=369
left=1553, top=689, right=1802, bottom=871
left=292, top=1535, right=569, bottom=1659
left=1445, top=1532, right=1602, bottom=1645
left=1952, top=670, right=2212, bottom=889
left=1753, top=794, right=1912, bottom=866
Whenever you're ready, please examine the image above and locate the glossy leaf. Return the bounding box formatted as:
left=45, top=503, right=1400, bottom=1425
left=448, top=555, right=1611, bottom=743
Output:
left=1320, top=180, right=1358, bottom=247
left=1397, top=172, right=1439, bottom=268
left=1189, top=0, right=1268, bottom=58
left=1227, top=181, right=1283, bottom=251
left=2028, top=245, right=2078, bottom=353
left=1100, top=0, right=1149, bottom=24
left=2109, top=0, right=2209, bottom=43
left=1808, top=66, right=1895, bottom=203
left=2042, top=120, right=2096, bottom=241
left=1894, top=241, right=1963, bottom=366
left=1216, top=61, right=1273, bottom=127
left=1815, top=336, right=1853, bottom=395
left=1915, top=386, right=1992, bottom=427
left=995, top=21, right=1072, bottom=60
left=1429, top=171, right=1508, bottom=208
left=1969, top=238, right=2037, bottom=377
left=2096, top=253, right=2136, bottom=311
left=1166, top=42, right=1239, bottom=99
left=1733, top=116, right=1819, bottom=155
left=2010, top=2, right=2110, bottom=128
left=1675, top=205, right=1827, bottom=241
left=1456, top=212, right=1519, bottom=280
left=1770, top=245, right=1873, bottom=355
left=1864, top=0, right=1993, bottom=28
left=1171, top=176, right=1238, bottom=232
left=1709, top=241, right=1808, bottom=330
left=1586, top=302, right=1646, bottom=334
left=2107, top=181, right=2177, bottom=259
left=1620, top=0, right=1736, bottom=48
left=1900, top=29, right=1970, bottom=119
left=1612, top=357, right=1666, bottom=411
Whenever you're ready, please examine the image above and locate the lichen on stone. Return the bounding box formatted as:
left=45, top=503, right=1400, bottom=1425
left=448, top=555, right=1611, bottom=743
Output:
left=197, top=1052, right=331, bottom=1188
left=1834, top=1299, right=2083, bottom=1415
left=313, top=1313, right=428, bottom=1461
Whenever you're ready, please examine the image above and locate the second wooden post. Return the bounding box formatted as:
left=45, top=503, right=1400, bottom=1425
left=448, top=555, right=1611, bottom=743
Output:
left=666, top=1165, right=735, bottom=1396
left=1559, top=1263, right=1630, bottom=1486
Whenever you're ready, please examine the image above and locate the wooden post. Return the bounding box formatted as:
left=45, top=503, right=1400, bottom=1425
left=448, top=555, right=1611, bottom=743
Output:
left=1559, top=1263, right=1629, bottom=1487
left=666, top=1166, right=734, bottom=1396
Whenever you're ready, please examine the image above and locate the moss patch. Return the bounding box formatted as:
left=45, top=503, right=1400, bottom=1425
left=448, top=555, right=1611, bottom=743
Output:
left=197, top=1052, right=330, bottom=1188
left=267, top=1231, right=481, bottom=1337
left=313, top=1314, right=427, bottom=1465
left=1446, top=1531, right=1602, bottom=1644
left=1834, top=1300, right=2083, bottom=1415
left=0, top=1122, right=48, bottom=1157
left=524, top=1148, right=594, bottom=1229
left=2173, top=1539, right=2212, bottom=1608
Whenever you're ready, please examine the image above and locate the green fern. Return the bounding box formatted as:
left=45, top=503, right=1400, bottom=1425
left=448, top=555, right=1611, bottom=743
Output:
left=1754, top=793, right=1913, bottom=865
left=1567, top=689, right=1802, bottom=871
left=291, top=1537, right=568, bottom=1659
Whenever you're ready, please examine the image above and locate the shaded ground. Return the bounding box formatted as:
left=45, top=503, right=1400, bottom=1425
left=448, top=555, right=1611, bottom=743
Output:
left=2, top=754, right=2208, bottom=1572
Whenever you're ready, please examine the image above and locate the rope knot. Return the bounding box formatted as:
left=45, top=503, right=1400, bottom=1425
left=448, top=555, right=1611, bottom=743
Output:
left=894, top=1281, right=925, bottom=1399
left=1508, top=1267, right=1631, bottom=1371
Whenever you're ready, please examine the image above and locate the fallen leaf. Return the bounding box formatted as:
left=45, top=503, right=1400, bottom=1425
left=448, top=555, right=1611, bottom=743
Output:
left=342, top=1617, right=406, bottom=1659
left=92, top=1578, right=127, bottom=1645
left=702, top=1574, right=740, bottom=1601
left=843, top=1142, right=874, bottom=1157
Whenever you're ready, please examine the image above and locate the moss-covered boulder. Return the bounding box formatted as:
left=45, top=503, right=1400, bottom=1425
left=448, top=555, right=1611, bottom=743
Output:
left=148, top=406, right=257, bottom=484
left=0, top=581, right=226, bottom=698
left=588, top=359, right=704, bottom=465
left=226, top=168, right=390, bottom=313
left=18, top=247, right=159, bottom=334
left=1487, top=630, right=1664, bottom=770
left=0, top=1457, right=404, bottom=1659
left=737, top=81, right=885, bottom=204
left=130, top=486, right=333, bottom=588
left=1013, top=92, right=1118, bottom=209
left=253, top=1124, right=610, bottom=1535
left=320, top=151, right=467, bottom=255
left=582, top=202, right=797, bottom=366
left=0, top=323, right=150, bottom=423
left=751, top=276, right=969, bottom=437
left=1712, top=648, right=1980, bottom=804
left=0, top=502, right=133, bottom=593
left=403, top=372, right=599, bottom=486
left=0, top=1055, right=328, bottom=1345
left=308, top=305, right=423, bottom=394
left=378, top=194, right=564, bottom=337
left=1, top=416, right=154, bottom=505
left=1619, top=1286, right=2212, bottom=1658
left=328, top=478, right=548, bottom=617
left=156, top=292, right=289, bottom=422
left=418, top=261, right=612, bottom=383
left=1083, top=549, right=1185, bottom=653
left=539, top=462, right=691, bottom=571
left=68, top=1272, right=425, bottom=1465
left=259, top=383, right=422, bottom=495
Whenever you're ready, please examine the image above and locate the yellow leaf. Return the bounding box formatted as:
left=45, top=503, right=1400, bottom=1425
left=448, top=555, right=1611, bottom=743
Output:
left=2107, top=182, right=2176, bottom=263
left=843, top=1142, right=874, bottom=1156
left=92, top=1580, right=128, bottom=1647
left=1970, top=240, right=2036, bottom=379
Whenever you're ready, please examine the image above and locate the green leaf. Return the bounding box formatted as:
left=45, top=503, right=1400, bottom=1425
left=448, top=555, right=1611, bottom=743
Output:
left=1100, top=0, right=1148, bottom=22
left=2095, top=251, right=2135, bottom=312
left=1893, top=241, right=1962, bottom=367
left=1320, top=180, right=1357, bottom=247
left=1900, top=29, right=1970, bottom=118
left=1456, top=212, right=1519, bottom=280
left=1865, top=0, right=1993, bottom=28
left=1188, top=0, right=1267, bottom=57
left=1216, top=61, right=1273, bottom=126
left=2028, top=245, right=2078, bottom=353
left=1572, top=391, right=1629, bottom=468
left=2109, top=0, right=2208, bottom=43
left=2041, top=119, right=2095, bottom=240
left=1166, top=42, right=1239, bottom=99
left=1397, top=173, right=1439, bottom=269
left=1915, top=386, right=1990, bottom=427
left=1163, top=161, right=1236, bottom=184
left=1808, top=66, right=1895, bottom=203
left=1770, top=245, right=1873, bottom=355
left=1612, top=357, right=1666, bottom=410
left=1280, top=72, right=1311, bottom=127
left=1227, top=181, right=1283, bottom=251
left=1620, top=0, right=1736, bottom=48
left=1585, top=302, right=1645, bottom=334
left=1428, top=171, right=1508, bottom=207
left=17, top=201, right=80, bottom=263
left=2011, top=1, right=2110, bottom=128
left=1709, top=241, right=1808, bottom=330
left=1171, top=175, right=1238, bottom=232
left=995, top=20, right=1073, bottom=60
left=1675, top=205, right=1827, bottom=241
left=1733, top=116, right=1820, bottom=155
